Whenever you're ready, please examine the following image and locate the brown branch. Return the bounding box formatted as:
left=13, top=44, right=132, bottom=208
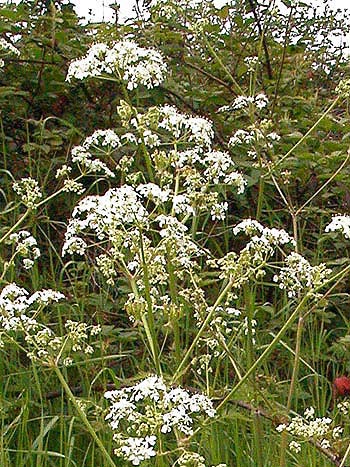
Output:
left=271, top=6, right=294, bottom=114
left=184, top=60, right=236, bottom=93
left=6, top=57, right=61, bottom=65
left=247, top=0, right=273, bottom=79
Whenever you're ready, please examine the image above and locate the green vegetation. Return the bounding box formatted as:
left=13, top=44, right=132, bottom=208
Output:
left=2, top=1, right=350, bottom=466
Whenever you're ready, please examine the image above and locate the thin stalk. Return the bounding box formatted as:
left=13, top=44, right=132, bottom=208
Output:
left=339, top=440, right=350, bottom=467
left=244, top=285, right=263, bottom=467
left=129, top=276, right=161, bottom=375
left=200, top=34, right=243, bottom=94
left=0, top=209, right=30, bottom=245
left=295, top=151, right=350, bottom=216
left=172, top=278, right=234, bottom=383
left=256, top=176, right=265, bottom=220
left=0, top=173, right=85, bottom=246
left=265, top=96, right=341, bottom=176
left=216, top=294, right=309, bottom=411
left=53, top=365, right=117, bottom=467
left=279, top=314, right=304, bottom=467
left=217, top=258, right=350, bottom=413
left=139, top=231, right=162, bottom=375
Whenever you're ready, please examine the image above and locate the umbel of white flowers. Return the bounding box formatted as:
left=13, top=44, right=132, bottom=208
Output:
left=66, top=40, right=167, bottom=90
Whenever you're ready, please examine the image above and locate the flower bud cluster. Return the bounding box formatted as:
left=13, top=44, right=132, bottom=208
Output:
left=8, top=230, right=40, bottom=269
left=273, top=252, right=331, bottom=298
left=12, top=177, right=43, bottom=208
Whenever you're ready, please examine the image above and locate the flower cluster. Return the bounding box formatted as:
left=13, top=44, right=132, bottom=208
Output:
left=229, top=127, right=280, bottom=148
left=0, top=37, right=20, bottom=67
left=217, top=220, right=295, bottom=288
left=62, top=186, right=148, bottom=256
left=0, top=283, right=101, bottom=365
left=273, top=252, right=331, bottom=298
left=244, top=56, right=259, bottom=72
left=0, top=38, right=20, bottom=56
left=71, top=145, right=115, bottom=178
left=104, top=375, right=216, bottom=465
left=157, top=105, right=214, bottom=148
left=325, top=215, right=350, bottom=239
left=0, top=283, right=64, bottom=347
left=8, top=230, right=40, bottom=269
left=156, top=215, right=203, bottom=270
left=219, top=93, right=269, bottom=113
left=336, top=79, right=350, bottom=98
left=25, top=319, right=101, bottom=365
left=276, top=407, right=342, bottom=454
left=66, top=40, right=167, bottom=90
left=12, top=178, right=43, bottom=208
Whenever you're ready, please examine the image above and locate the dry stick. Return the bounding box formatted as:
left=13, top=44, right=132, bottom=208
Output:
left=184, top=60, right=234, bottom=92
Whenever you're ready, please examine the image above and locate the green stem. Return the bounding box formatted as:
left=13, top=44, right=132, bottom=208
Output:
left=0, top=209, right=30, bottom=245
left=53, top=365, right=117, bottom=467
left=216, top=294, right=309, bottom=411
left=215, top=261, right=350, bottom=413
left=279, top=313, right=304, bottom=467
left=265, top=95, right=341, bottom=176
left=139, top=231, right=162, bottom=375
left=256, top=176, right=265, bottom=220
left=172, top=278, right=234, bottom=383
left=201, top=34, right=242, bottom=94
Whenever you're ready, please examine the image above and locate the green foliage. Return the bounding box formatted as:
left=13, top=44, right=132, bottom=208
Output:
left=2, top=0, right=350, bottom=466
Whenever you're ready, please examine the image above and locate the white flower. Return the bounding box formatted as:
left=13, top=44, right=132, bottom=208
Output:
left=273, top=252, right=331, bottom=298
left=218, top=93, right=268, bottom=112
left=0, top=38, right=20, bottom=57
left=137, top=183, right=170, bottom=203
left=12, top=178, right=42, bottom=208
left=229, top=129, right=255, bottom=146
left=63, top=186, right=148, bottom=256
left=71, top=145, right=115, bottom=178
left=119, top=435, right=157, bottom=465
left=8, top=230, right=40, bottom=269
left=210, top=202, right=228, bottom=221
left=232, top=219, right=264, bottom=236
left=172, top=194, right=194, bottom=216
left=289, top=440, right=301, bottom=453
left=158, top=105, right=214, bottom=148
left=83, top=129, right=121, bottom=149
left=304, top=406, right=315, bottom=420
left=66, top=40, right=167, bottom=90
left=104, top=376, right=215, bottom=465
left=325, top=215, right=350, bottom=239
